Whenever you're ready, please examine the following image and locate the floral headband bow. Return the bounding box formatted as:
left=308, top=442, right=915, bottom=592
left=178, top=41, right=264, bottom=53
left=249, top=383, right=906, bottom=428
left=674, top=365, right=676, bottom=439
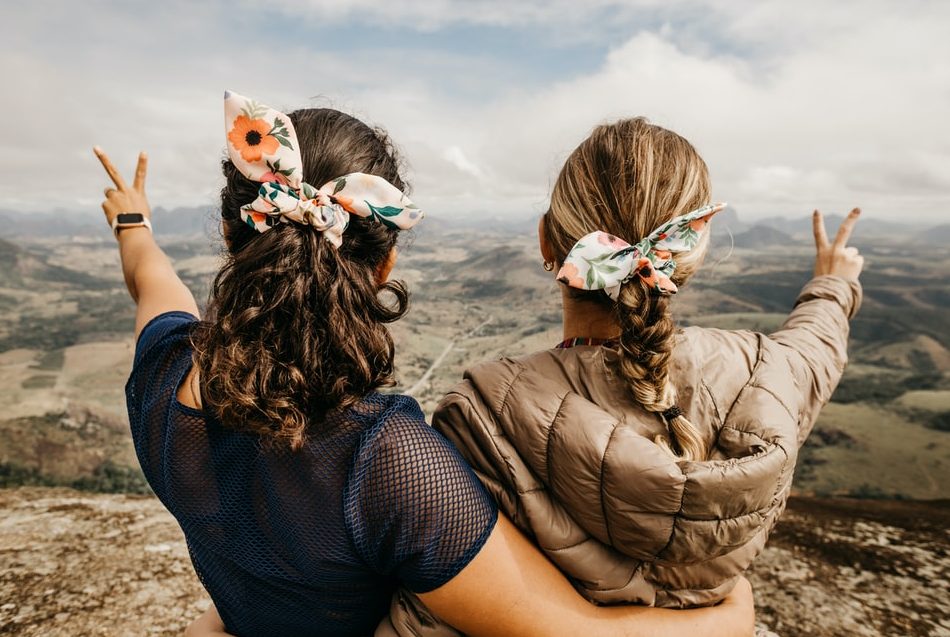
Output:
left=556, top=203, right=726, bottom=300
left=224, top=90, right=423, bottom=246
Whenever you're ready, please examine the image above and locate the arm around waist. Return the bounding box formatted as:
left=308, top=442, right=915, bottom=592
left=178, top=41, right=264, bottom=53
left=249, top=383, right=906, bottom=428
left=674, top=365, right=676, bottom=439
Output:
left=418, top=513, right=755, bottom=637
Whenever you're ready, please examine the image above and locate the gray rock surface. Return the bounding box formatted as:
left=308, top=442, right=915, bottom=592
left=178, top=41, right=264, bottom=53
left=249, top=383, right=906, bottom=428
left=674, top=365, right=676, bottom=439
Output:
left=1, top=488, right=947, bottom=636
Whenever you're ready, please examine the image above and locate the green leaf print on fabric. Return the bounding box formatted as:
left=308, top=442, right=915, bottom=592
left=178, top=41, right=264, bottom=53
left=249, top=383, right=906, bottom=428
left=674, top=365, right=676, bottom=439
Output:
left=583, top=256, right=620, bottom=289
left=240, top=100, right=268, bottom=120
left=680, top=226, right=699, bottom=248
left=366, top=202, right=405, bottom=217
left=268, top=117, right=294, bottom=150
left=365, top=201, right=405, bottom=228
left=587, top=252, right=618, bottom=264
left=586, top=266, right=599, bottom=289
left=266, top=158, right=296, bottom=179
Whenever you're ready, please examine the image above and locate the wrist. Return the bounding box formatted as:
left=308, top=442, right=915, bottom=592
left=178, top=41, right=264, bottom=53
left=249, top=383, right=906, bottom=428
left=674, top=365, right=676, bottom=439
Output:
left=115, top=225, right=152, bottom=240
left=111, top=212, right=152, bottom=239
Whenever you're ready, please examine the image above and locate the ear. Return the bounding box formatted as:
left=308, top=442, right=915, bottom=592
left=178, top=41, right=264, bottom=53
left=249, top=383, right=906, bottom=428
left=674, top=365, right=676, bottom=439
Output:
left=375, top=246, right=398, bottom=284
left=538, top=214, right=556, bottom=264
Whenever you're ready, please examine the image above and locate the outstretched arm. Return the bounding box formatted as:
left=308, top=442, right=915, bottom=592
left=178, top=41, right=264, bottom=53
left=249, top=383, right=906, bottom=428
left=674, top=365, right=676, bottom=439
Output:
left=94, top=147, right=199, bottom=337
left=769, top=209, right=864, bottom=441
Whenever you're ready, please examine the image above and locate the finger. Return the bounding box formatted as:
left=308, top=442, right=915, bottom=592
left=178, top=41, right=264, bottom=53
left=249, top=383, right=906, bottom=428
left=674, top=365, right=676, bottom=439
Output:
left=812, top=210, right=829, bottom=248
left=844, top=246, right=859, bottom=257
left=133, top=152, right=148, bottom=191
left=833, top=207, right=861, bottom=249
left=103, top=186, right=116, bottom=198
left=93, top=146, right=128, bottom=191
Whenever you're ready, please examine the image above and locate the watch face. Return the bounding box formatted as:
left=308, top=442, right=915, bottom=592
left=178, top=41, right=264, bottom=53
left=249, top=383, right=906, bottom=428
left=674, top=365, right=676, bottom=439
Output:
left=116, top=213, right=145, bottom=224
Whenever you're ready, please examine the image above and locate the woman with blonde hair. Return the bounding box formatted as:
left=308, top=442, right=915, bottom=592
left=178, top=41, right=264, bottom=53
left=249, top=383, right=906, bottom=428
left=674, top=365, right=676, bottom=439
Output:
left=97, top=95, right=754, bottom=636
left=381, top=117, right=863, bottom=634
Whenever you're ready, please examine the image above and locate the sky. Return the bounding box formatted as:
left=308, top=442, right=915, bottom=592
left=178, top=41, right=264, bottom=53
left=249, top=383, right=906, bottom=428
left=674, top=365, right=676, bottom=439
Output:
left=2, top=0, right=949, bottom=223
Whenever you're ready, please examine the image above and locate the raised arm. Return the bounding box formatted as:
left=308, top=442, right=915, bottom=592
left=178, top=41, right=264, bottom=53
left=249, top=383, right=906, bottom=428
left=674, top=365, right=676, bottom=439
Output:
left=94, top=147, right=199, bottom=337
left=768, top=208, right=864, bottom=441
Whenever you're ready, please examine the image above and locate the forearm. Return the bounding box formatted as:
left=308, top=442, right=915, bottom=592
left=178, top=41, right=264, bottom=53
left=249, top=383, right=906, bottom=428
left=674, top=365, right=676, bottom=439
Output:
left=437, top=574, right=752, bottom=637
left=505, top=574, right=751, bottom=637
left=584, top=600, right=751, bottom=637
left=420, top=516, right=753, bottom=637
left=117, top=227, right=176, bottom=303
left=115, top=226, right=199, bottom=337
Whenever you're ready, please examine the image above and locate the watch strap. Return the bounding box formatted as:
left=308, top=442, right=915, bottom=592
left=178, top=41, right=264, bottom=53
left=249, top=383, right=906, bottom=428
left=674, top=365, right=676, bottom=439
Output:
left=111, top=213, right=152, bottom=238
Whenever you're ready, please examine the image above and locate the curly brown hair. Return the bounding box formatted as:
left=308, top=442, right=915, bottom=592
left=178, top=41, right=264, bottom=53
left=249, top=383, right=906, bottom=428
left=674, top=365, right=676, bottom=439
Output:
left=192, top=108, right=410, bottom=450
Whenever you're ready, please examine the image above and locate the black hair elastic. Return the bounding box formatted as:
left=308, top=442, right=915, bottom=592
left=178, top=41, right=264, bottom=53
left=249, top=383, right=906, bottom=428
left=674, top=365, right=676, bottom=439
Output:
left=661, top=406, right=682, bottom=421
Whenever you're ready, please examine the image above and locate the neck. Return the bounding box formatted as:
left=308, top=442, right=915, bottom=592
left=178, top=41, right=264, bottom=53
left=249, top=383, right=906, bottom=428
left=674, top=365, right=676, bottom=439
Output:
left=560, top=288, right=621, bottom=341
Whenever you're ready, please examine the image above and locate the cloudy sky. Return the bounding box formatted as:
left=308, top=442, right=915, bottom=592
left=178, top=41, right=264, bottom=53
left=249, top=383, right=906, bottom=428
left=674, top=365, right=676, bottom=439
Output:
left=3, top=0, right=949, bottom=223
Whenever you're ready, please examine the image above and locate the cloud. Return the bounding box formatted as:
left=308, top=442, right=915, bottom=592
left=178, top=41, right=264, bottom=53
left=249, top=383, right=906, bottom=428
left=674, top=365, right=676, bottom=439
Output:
left=1, top=0, right=948, bottom=225
left=260, top=0, right=675, bottom=33
left=442, top=146, right=484, bottom=178
left=433, top=3, right=950, bottom=221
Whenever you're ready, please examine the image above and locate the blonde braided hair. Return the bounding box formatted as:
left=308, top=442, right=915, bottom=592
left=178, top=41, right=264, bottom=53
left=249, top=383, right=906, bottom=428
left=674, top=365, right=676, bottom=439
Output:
left=543, top=117, right=711, bottom=460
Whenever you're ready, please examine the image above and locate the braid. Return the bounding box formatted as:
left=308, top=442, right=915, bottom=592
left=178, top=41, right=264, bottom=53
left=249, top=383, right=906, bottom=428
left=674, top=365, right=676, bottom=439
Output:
left=543, top=117, right=714, bottom=460
left=615, top=281, right=707, bottom=461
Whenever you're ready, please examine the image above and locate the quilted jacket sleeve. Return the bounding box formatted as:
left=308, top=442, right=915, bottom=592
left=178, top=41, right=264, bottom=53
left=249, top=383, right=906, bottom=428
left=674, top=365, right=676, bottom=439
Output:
left=432, top=374, right=535, bottom=532
left=767, top=274, right=863, bottom=444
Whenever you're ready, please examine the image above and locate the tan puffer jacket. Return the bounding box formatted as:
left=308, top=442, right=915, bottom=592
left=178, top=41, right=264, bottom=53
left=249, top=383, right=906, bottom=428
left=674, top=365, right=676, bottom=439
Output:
left=378, top=275, right=861, bottom=636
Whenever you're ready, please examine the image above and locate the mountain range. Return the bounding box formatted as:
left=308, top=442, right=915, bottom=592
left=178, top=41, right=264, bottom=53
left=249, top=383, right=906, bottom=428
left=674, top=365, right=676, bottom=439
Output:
left=1, top=206, right=944, bottom=246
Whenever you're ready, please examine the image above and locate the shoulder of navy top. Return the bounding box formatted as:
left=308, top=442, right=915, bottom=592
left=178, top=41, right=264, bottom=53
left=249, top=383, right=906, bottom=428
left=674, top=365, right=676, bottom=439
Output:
left=123, top=310, right=497, bottom=636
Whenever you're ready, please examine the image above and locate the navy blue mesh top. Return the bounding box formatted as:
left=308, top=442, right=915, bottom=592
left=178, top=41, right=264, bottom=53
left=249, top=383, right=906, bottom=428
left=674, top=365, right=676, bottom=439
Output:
left=125, top=312, right=498, bottom=637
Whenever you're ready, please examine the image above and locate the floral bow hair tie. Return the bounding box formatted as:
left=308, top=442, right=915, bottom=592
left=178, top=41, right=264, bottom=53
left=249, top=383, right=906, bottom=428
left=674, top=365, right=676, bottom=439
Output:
left=224, top=91, right=423, bottom=246
left=556, top=203, right=726, bottom=300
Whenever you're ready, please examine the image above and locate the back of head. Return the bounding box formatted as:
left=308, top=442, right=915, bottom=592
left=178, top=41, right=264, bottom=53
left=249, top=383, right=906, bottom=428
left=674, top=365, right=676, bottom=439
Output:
left=194, top=107, right=409, bottom=450
left=543, top=117, right=712, bottom=460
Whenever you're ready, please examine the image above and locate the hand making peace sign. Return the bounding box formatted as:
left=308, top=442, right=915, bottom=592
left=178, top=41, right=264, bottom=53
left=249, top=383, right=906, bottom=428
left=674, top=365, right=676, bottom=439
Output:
left=94, top=146, right=151, bottom=228
left=812, top=208, right=865, bottom=281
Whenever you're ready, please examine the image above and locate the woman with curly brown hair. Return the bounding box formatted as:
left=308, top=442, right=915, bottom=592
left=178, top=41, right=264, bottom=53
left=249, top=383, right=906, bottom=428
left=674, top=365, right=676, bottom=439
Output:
left=95, top=93, right=754, bottom=637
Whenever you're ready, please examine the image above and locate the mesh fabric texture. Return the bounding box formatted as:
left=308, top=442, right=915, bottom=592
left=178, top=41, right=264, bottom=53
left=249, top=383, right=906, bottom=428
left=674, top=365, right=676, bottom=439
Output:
left=125, top=312, right=497, bottom=637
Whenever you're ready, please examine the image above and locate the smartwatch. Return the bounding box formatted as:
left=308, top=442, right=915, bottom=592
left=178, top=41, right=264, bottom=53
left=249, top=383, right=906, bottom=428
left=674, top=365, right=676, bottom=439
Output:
left=112, top=212, right=153, bottom=238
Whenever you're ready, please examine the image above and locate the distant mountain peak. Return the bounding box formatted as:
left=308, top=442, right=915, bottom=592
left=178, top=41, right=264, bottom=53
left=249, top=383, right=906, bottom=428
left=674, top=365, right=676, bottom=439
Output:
left=732, top=224, right=795, bottom=248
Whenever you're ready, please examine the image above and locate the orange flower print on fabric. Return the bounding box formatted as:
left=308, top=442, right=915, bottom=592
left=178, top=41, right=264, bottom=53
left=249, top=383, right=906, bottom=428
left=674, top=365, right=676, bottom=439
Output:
left=635, top=258, right=659, bottom=288
left=333, top=194, right=356, bottom=213
left=597, top=233, right=630, bottom=250
left=228, top=115, right=280, bottom=163
left=654, top=272, right=678, bottom=294
left=556, top=262, right=585, bottom=288
left=225, top=91, right=425, bottom=245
